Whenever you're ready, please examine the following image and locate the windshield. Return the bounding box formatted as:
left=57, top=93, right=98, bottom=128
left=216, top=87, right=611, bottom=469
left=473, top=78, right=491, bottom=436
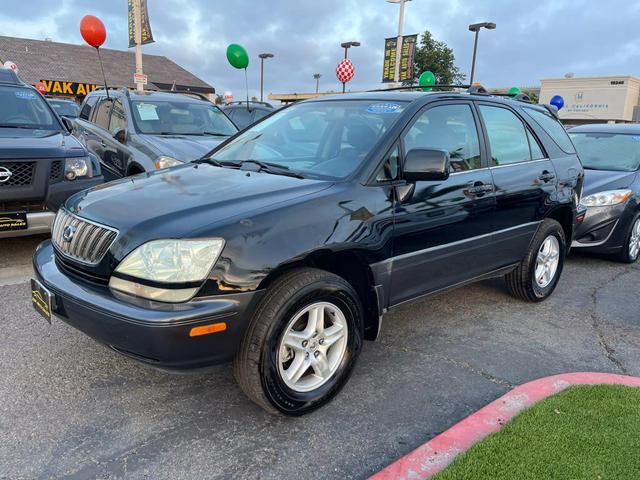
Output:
left=209, top=100, right=407, bottom=179
left=131, top=100, right=237, bottom=136
left=49, top=100, right=80, bottom=118
left=0, top=86, right=60, bottom=130
left=569, top=132, right=640, bottom=172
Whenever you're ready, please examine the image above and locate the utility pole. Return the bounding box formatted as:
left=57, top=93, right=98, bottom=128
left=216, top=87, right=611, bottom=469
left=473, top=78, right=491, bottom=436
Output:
left=386, top=0, right=411, bottom=86
left=313, top=73, right=321, bottom=94
left=133, top=0, right=144, bottom=93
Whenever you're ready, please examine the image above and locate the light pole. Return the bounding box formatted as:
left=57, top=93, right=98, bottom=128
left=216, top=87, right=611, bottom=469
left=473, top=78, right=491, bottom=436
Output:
left=386, top=0, right=411, bottom=86
left=468, top=22, right=496, bottom=85
left=258, top=53, right=274, bottom=103
left=339, top=41, right=360, bottom=92
left=313, top=73, right=321, bottom=94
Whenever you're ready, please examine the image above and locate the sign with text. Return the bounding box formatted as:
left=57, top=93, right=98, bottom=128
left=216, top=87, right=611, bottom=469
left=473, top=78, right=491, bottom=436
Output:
left=39, top=80, right=101, bottom=96
left=382, top=34, right=418, bottom=83
left=128, top=0, right=155, bottom=47
left=134, top=73, right=148, bottom=85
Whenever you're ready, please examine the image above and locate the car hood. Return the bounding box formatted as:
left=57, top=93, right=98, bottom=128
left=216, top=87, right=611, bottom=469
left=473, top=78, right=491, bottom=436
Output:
left=582, top=169, right=637, bottom=196
left=66, top=163, right=333, bottom=243
left=0, top=130, right=85, bottom=159
left=139, top=134, right=229, bottom=162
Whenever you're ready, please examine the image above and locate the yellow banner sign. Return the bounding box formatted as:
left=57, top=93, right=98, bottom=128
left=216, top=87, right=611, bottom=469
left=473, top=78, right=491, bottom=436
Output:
left=40, top=80, right=101, bottom=96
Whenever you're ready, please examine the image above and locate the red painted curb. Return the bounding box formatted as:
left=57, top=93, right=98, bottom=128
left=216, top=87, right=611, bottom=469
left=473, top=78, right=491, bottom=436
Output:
left=370, top=372, right=640, bottom=480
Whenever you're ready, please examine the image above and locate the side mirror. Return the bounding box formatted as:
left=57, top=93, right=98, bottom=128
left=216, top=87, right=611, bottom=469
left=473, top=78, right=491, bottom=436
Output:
left=60, top=116, right=74, bottom=133
left=403, top=148, right=450, bottom=182
left=113, top=127, right=128, bottom=144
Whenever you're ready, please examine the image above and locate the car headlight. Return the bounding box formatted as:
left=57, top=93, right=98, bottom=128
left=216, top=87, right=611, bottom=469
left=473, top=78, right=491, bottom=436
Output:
left=154, top=156, right=183, bottom=169
left=64, top=156, right=90, bottom=180
left=582, top=189, right=632, bottom=207
left=109, top=238, right=225, bottom=303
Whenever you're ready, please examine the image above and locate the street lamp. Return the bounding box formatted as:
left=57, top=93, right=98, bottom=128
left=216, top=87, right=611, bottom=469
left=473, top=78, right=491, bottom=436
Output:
left=468, top=22, right=496, bottom=85
left=313, top=73, right=322, bottom=94
left=386, top=0, right=412, bottom=86
left=339, top=41, right=360, bottom=93
left=258, top=53, right=274, bottom=103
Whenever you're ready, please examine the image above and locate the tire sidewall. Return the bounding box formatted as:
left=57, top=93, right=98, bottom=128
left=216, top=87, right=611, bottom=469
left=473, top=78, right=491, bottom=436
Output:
left=621, top=213, right=640, bottom=263
left=260, top=280, right=362, bottom=415
left=530, top=223, right=565, bottom=299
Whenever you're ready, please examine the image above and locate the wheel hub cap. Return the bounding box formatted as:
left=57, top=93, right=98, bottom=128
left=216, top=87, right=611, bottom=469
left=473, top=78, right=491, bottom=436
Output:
left=277, top=301, right=348, bottom=393
left=535, top=235, right=560, bottom=289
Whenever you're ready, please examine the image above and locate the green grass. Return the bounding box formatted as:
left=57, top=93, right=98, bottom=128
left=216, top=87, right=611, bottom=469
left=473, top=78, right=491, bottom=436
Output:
left=434, top=385, right=640, bottom=480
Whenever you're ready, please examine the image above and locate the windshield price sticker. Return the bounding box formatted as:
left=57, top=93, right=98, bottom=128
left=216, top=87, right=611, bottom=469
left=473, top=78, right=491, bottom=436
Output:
left=136, top=103, right=159, bottom=121
left=366, top=103, right=402, bottom=114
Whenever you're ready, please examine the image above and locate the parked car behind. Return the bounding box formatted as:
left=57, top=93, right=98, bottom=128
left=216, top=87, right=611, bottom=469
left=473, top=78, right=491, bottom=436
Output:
left=569, top=124, right=640, bottom=262
left=33, top=89, right=583, bottom=415
left=0, top=68, right=102, bottom=238
left=222, top=101, right=274, bottom=129
left=47, top=98, right=80, bottom=119
left=74, top=89, right=238, bottom=180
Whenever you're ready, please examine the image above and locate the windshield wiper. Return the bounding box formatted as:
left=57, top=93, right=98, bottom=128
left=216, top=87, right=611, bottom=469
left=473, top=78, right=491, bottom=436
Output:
left=193, top=158, right=240, bottom=168
left=0, top=124, right=36, bottom=129
left=239, top=160, right=305, bottom=179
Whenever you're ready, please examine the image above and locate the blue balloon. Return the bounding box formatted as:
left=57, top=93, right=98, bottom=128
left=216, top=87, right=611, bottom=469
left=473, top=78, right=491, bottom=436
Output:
left=550, top=95, right=564, bottom=110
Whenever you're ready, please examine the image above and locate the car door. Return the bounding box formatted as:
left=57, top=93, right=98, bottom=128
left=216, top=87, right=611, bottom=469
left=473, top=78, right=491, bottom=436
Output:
left=389, top=101, right=496, bottom=305
left=476, top=103, right=557, bottom=267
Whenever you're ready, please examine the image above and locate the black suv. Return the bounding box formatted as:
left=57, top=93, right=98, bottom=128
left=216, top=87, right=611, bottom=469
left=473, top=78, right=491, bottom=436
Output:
left=73, top=89, right=238, bottom=180
left=221, top=101, right=274, bottom=129
left=0, top=68, right=102, bottom=238
left=32, top=90, right=583, bottom=415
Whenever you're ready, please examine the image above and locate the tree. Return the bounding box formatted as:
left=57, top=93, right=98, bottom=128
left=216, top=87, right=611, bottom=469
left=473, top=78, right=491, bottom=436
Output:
left=412, top=30, right=465, bottom=86
left=524, top=90, right=539, bottom=104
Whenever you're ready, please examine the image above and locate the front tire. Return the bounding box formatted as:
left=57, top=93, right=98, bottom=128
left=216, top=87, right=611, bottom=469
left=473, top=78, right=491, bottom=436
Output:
left=505, top=219, right=566, bottom=302
left=233, top=268, right=363, bottom=416
left=614, top=213, right=640, bottom=264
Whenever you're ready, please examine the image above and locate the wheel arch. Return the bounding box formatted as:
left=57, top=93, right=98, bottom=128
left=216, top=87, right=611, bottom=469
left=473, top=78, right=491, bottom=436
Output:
left=257, top=249, right=383, bottom=341
left=545, top=205, right=574, bottom=249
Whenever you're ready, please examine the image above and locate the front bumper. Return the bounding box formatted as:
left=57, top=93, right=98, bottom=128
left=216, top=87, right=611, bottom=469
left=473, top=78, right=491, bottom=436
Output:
left=0, top=211, right=55, bottom=239
left=572, top=203, right=632, bottom=253
left=33, top=241, right=263, bottom=369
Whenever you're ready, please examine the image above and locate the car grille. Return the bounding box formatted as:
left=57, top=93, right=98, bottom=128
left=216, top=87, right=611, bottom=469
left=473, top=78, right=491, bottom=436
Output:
left=49, top=161, right=64, bottom=183
left=0, top=162, right=35, bottom=187
left=52, top=209, right=118, bottom=265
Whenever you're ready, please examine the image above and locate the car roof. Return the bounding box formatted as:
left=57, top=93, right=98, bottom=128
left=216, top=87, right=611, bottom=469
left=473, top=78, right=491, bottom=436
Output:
left=568, top=123, right=640, bottom=135
left=88, top=89, right=210, bottom=104
left=223, top=103, right=272, bottom=110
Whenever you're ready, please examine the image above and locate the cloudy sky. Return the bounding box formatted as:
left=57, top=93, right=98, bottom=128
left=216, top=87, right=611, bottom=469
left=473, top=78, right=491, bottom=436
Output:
left=1, top=0, right=640, bottom=99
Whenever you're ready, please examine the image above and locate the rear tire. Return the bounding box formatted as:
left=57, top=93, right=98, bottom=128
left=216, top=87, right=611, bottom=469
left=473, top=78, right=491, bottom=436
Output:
left=613, top=213, right=640, bottom=264
left=505, top=219, right=566, bottom=302
left=233, top=268, right=363, bottom=416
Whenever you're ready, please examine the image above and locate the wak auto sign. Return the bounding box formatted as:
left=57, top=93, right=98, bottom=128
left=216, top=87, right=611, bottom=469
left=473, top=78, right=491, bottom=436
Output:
left=39, top=80, right=101, bottom=96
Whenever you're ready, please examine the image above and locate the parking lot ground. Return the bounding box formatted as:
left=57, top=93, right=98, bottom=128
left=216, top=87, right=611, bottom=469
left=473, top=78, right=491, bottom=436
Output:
left=1, top=238, right=639, bottom=480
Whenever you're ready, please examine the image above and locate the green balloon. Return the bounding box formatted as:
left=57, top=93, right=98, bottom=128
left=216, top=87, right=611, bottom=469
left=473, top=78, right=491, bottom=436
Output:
left=226, top=44, right=249, bottom=69
left=418, top=71, right=436, bottom=91
left=508, top=87, right=521, bottom=96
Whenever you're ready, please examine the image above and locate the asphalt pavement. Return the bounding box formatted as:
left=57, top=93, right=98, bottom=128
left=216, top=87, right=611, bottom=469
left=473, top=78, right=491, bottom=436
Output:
left=1, top=235, right=639, bottom=479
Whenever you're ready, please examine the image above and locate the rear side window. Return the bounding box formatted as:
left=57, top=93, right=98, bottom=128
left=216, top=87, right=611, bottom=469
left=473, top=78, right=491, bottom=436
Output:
left=524, top=107, right=576, bottom=154
left=479, top=105, right=532, bottom=166
left=79, top=96, right=99, bottom=120
left=93, top=99, right=113, bottom=129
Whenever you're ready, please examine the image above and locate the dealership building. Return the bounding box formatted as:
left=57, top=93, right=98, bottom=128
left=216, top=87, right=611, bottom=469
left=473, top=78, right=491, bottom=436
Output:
left=0, top=36, right=215, bottom=101
left=539, top=76, right=640, bottom=125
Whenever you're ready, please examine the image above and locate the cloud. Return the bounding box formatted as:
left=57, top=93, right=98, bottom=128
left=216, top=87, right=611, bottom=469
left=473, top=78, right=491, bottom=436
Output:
left=1, top=0, right=640, bottom=98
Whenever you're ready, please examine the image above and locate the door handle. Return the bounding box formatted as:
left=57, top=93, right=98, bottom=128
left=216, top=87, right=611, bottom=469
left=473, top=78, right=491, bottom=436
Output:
left=538, top=171, right=556, bottom=182
left=100, top=140, right=107, bottom=148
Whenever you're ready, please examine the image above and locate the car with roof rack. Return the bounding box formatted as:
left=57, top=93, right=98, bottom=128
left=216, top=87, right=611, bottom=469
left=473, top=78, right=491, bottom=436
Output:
left=32, top=86, right=584, bottom=415
left=72, top=87, right=238, bottom=180
left=46, top=98, right=80, bottom=119
left=0, top=68, right=103, bottom=238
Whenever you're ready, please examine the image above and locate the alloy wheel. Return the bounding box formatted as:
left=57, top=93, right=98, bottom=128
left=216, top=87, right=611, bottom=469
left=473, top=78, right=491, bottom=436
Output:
left=535, top=235, right=560, bottom=288
left=629, top=218, right=640, bottom=260
left=277, top=301, right=348, bottom=393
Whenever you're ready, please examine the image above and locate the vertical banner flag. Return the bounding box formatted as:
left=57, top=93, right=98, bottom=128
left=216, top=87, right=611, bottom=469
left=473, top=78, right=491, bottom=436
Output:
left=128, top=0, right=154, bottom=47
left=381, top=34, right=418, bottom=83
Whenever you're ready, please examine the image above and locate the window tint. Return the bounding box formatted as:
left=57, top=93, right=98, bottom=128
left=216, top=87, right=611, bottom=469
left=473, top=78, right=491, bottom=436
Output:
left=109, top=99, right=127, bottom=132
left=403, top=104, right=481, bottom=172
left=376, top=145, right=400, bottom=182
left=524, top=107, right=576, bottom=154
left=479, top=105, right=531, bottom=166
left=93, top=99, right=113, bottom=129
left=231, top=108, right=253, bottom=128
left=528, top=130, right=546, bottom=160
left=253, top=109, right=270, bottom=122
left=79, top=96, right=99, bottom=120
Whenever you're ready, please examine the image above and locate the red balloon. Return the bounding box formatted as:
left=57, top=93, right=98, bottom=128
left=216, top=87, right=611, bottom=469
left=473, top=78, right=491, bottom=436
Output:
left=35, top=82, right=47, bottom=94
left=80, top=15, right=106, bottom=48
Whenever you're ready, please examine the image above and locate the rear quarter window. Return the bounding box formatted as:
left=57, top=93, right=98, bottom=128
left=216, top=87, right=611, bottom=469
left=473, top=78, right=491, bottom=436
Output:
left=523, top=107, right=576, bottom=154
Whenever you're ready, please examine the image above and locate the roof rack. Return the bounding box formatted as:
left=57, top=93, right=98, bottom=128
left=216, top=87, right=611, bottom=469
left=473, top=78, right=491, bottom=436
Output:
left=367, top=84, right=471, bottom=92
left=93, top=86, right=132, bottom=97
left=158, top=90, right=212, bottom=102
left=225, top=100, right=274, bottom=108
left=542, top=103, right=560, bottom=119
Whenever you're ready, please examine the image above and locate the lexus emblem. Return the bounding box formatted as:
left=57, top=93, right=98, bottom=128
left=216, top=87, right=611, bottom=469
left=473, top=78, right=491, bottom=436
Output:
left=62, top=225, right=77, bottom=242
left=0, top=166, right=12, bottom=183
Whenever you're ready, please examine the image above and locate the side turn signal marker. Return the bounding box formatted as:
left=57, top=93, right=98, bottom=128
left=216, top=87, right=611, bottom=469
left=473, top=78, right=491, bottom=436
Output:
left=189, top=322, right=227, bottom=337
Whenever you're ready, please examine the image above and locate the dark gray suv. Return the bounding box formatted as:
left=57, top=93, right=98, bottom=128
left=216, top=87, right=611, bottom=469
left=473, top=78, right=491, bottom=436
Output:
left=74, top=89, right=238, bottom=179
